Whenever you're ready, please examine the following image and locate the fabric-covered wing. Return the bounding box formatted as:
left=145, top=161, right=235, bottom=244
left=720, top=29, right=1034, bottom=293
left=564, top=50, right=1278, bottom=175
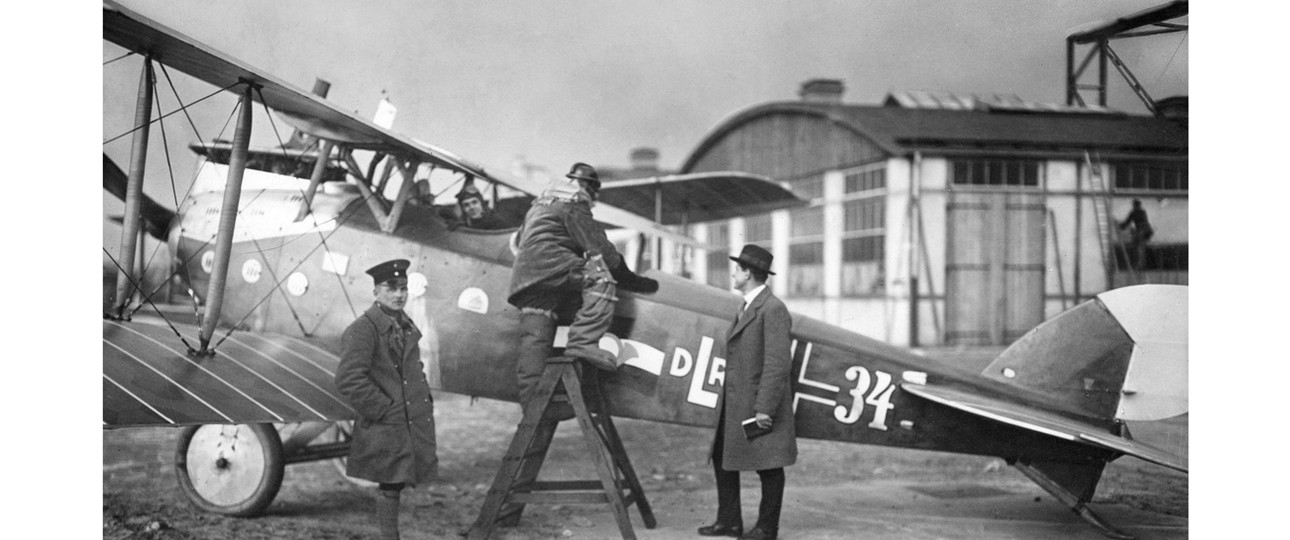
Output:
left=103, top=318, right=355, bottom=428
left=104, top=1, right=489, bottom=179
left=597, top=172, right=806, bottom=225
left=902, top=383, right=1187, bottom=473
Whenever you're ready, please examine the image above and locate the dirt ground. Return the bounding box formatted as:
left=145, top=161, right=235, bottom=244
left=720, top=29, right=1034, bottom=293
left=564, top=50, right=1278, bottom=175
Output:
left=103, top=389, right=1187, bottom=540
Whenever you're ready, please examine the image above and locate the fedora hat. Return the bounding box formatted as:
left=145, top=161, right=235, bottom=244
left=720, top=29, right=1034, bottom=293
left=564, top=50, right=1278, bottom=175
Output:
left=729, top=244, right=775, bottom=275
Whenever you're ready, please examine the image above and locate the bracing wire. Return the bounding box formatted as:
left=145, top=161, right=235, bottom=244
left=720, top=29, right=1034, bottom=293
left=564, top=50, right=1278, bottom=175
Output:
left=103, top=82, right=240, bottom=146
left=103, top=51, right=136, bottom=66
left=158, top=63, right=208, bottom=148
left=104, top=247, right=196, bottom=352
left=1152, top=30, right=1188, bottom=88
left=212, top=197, right=372, bottom=349
left=150, top=67, right=181, bottom=209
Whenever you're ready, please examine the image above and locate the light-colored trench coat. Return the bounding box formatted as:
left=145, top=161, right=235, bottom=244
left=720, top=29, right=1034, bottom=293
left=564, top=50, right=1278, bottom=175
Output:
left=713, top=287, right=797, bottom=471
left=335, top=303, right=437, bottom=484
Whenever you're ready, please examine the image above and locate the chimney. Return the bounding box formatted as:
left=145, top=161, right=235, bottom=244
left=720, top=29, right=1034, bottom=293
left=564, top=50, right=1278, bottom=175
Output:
left=799, top=79, right=845, bottom=103
left=630, top=147, right=660, bottom=171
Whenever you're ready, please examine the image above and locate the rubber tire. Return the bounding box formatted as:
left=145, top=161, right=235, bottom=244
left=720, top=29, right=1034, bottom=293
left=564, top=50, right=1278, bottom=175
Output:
left=175, top=423, right=285, bottom=517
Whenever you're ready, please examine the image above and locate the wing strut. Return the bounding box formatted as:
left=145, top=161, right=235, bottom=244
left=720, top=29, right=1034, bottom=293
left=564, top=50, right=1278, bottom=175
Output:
left=198, top=82, right=256, bottom=353
left=383, top=159, right=420, bottom=233
left=110, top=58, right=154, bottom=318
left=294, top=140, right=334, bottom=222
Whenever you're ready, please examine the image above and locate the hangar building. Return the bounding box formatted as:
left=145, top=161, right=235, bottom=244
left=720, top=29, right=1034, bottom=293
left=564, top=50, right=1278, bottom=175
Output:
left=672, top=79, right=1186, bottom=347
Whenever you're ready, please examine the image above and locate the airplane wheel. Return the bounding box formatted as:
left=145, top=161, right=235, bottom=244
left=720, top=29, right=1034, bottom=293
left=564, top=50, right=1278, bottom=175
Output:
left=175, top=423, right=285, bottom=516
left=327, top=421, right=375, bottom=488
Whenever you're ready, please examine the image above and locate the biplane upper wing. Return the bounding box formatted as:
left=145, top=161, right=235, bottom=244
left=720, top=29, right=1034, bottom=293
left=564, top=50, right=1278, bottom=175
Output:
left=597, top=172, right=807, bottom=225
left=901, top=383, right=1187, bottom=473
left=104, top=0, right=486, bottom=176
left=103, top=0, right=745, bottom=251
left=103, top=316, right=354, bottom=428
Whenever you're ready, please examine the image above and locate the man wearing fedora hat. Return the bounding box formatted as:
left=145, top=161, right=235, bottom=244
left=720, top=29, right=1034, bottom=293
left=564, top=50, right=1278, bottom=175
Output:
left=507, top=162, right=659, bottom=417
left=700, top=244, right=796, bottom=540
left=335, top=259, right=438, bottom=540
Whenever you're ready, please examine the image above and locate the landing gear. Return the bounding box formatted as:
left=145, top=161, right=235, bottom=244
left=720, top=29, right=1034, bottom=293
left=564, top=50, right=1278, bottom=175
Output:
left=173, top=422, right=354, bottom=516
left=175, top=423, right=285, bottom=516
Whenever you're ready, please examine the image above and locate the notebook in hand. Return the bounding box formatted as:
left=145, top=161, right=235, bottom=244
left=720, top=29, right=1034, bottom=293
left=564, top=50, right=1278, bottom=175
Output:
left=742, top=417, right=772, bottom=440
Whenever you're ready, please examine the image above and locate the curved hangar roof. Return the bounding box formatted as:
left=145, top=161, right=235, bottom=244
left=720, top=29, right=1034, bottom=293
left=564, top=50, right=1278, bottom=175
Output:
left=682, top=96, right=1187, bottom=174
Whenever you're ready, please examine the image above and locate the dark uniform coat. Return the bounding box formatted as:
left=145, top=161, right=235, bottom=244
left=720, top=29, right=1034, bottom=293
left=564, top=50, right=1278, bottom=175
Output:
left=507, top=189, right=623, bottom=311
left=335, top=304, right=437, bottom=484
left=714, top=287, right=797, bottom=471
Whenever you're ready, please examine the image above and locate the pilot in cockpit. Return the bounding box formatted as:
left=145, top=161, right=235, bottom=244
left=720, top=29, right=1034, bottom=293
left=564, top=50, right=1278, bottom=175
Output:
left=453, top=183, right=507, bottom=230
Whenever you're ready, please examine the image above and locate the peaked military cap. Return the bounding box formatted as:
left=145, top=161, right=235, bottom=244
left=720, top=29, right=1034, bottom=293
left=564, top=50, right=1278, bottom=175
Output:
left=730, top=244, right=776, bottom=275
left=366, top=259, right=410, bottom=286
left=565, top=162, right=600, bottom=186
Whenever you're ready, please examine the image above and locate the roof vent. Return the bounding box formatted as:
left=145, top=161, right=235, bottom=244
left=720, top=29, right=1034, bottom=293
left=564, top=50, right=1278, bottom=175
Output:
left=799, top=79, right=845, bottom=103
left=630, top=147, right=660, bottom=171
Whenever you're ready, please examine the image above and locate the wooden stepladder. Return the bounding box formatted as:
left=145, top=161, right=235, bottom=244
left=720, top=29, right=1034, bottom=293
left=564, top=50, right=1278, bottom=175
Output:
left=468, top=357, right=656, bottom=540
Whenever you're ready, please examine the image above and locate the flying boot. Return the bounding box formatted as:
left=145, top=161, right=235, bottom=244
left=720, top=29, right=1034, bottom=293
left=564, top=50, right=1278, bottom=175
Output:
left=563, top=253, right=620, bottom=371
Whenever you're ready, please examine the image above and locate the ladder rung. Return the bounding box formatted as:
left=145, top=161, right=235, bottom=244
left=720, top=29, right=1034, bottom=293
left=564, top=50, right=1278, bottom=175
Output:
left=502, top=448, right=547, bottom=462
left=509, top=491, right=611, bottom=505
left=529, top=480, right=605, bottom=491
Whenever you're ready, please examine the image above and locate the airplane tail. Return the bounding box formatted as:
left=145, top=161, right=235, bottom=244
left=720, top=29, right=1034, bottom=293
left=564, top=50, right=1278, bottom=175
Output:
left=981, top=284, right=1187, bottom=423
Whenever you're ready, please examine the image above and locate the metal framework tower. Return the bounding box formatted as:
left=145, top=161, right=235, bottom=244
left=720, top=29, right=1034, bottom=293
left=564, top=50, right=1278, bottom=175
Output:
left=1066, top=0, right=1188, bottom=114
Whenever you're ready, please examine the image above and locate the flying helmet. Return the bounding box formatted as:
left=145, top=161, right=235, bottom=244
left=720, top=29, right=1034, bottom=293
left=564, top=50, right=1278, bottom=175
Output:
left=565, top=162, right=601, bottom=189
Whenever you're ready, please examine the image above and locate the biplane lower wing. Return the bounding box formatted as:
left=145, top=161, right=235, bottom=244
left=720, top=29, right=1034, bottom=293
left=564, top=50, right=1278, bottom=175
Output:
left=902, top=383, right=1187, bottom=473
left=103, top=317, right=355, bottom=428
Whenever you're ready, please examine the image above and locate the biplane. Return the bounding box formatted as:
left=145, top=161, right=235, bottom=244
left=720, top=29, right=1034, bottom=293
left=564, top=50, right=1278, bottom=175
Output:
left=102, top=2, right=1187, bottom=539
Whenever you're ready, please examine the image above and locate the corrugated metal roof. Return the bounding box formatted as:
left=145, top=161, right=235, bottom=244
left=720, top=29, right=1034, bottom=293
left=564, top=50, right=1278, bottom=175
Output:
left=686, top=97, right=1186, bottom=169
left=884, top=91, right=1120, bottom=115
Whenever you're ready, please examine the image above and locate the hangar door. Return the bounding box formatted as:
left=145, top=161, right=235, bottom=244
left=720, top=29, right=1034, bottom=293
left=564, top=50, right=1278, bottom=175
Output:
left=945, top=193, right=1046, bottom=345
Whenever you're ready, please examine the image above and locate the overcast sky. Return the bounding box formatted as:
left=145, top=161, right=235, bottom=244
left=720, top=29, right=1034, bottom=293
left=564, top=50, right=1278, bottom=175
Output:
left=103, top=0, right=1189, bottom=208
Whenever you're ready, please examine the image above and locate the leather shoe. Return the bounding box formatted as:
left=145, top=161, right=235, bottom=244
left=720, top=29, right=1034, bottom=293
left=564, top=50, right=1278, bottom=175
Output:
left=697, top=522, right=743, bottom=537
left=738, top=525, right=778, bottom=540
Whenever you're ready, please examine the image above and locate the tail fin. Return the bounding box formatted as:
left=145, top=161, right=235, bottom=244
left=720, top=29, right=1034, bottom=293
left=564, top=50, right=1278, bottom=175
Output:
left=982, top=285, right=1187, bottom=422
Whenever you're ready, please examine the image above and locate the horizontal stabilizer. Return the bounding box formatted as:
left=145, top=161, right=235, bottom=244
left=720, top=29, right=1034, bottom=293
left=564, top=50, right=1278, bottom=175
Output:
left=1079, top=431, right=1187, bottom=472
left=902, top=383, right=1186, bottom=472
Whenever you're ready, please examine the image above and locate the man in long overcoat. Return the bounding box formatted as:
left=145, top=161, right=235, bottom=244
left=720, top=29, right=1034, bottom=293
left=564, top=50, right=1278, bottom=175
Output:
left=700, top=244, right=796, bottom=540
left=335, top=259, right=437, bottom=540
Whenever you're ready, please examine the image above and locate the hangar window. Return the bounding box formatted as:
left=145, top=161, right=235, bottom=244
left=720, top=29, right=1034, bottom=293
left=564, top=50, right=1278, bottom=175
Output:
left=789, top=206, right=824, bottom=297
left=841, top=198, right=886, bottom=296
left=845, top=167, right=885, bottom=193
left=1112, top=162, right=1187, bottom=192
left=951, top=159, right=1040, bottom=187
left=706, top=223, right=730, bottom=290
left=744, top=214, right=773, bottom=248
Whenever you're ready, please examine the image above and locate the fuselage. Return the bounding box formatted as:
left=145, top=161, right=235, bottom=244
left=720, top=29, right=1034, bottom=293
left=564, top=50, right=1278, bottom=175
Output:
left=173, top=163, right=1106, bottom=463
